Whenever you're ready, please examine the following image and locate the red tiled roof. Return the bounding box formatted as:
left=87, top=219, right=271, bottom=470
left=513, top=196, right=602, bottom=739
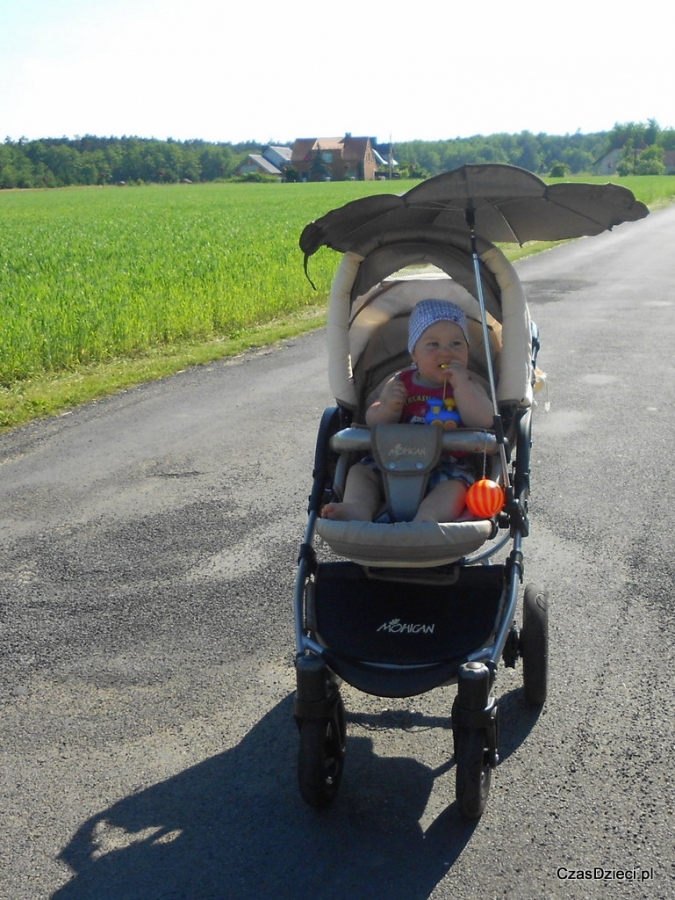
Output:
left=291, top=135, right=372, bottom=163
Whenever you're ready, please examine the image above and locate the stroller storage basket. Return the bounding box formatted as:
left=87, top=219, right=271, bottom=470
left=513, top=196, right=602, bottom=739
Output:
left=310, top=562, right=505, bottom=667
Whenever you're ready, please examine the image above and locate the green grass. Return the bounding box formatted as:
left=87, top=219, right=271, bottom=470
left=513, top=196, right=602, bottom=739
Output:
left=0, top=182, right=396, bottom=384
left=1, top=176, right=674, bottom=432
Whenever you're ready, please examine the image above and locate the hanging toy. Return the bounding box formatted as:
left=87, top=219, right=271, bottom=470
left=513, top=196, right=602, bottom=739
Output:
left=466, top=478, right=506, bottom=518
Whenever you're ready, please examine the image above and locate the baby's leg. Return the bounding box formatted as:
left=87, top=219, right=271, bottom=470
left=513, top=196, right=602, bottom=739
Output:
left=322, top=464, right=382, bottom=521
left=413, top=479, right=467, bottom=524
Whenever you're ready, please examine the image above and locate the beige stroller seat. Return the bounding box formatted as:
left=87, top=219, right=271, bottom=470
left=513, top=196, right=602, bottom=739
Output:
left=315, top=241, right=534, bottom=567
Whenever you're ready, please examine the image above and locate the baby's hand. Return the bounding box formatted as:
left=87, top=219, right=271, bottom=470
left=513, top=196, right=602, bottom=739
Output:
left=441, top=361, right=471, bottom=388
left=379, top=374, right=408, bottom=413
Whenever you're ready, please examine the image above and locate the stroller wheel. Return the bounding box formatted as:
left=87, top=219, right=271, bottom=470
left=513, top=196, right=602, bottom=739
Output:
left=298, top=697, right=346, bottom=809
left=455, top=728, right=492, bottom=819
left=521, top=584, right=549, bottom=706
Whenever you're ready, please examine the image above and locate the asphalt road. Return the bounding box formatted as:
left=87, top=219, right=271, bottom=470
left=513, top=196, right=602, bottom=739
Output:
left=2, top=205, right=675, bottom=900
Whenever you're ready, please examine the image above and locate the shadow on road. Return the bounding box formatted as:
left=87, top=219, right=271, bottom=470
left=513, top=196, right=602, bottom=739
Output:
left=55, top=690, right=540, bottom=899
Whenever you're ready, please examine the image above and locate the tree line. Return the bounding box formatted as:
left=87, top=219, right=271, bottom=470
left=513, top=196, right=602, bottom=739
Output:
left=1, top=121, right=673, bottom=189
left=0, top=136, right=256, bottom=189
left=395, top=121, right=674, bottom=179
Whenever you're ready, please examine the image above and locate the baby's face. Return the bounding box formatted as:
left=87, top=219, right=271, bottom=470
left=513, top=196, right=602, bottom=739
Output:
left=411, top=320, right=468, bottom=385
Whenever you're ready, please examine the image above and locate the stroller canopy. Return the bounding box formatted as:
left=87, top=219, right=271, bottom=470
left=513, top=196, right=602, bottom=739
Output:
left=300, top=164, right=649, bottom=413
left=300, top=163, right=649, bottom=257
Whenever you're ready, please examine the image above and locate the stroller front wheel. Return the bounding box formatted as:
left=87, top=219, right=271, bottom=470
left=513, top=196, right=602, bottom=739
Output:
left=298, top=697, right=346, bottom=809
left=455, top=727, right=492, bottom=819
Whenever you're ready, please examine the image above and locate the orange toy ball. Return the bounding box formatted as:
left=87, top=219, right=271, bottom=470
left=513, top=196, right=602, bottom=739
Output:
left=466, top=479, right=506, bottom=518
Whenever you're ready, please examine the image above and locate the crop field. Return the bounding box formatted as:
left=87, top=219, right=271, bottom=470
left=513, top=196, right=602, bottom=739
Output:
left=0, top=181, right=403, bottom=387
left=1, top=176, right=674, bottom=393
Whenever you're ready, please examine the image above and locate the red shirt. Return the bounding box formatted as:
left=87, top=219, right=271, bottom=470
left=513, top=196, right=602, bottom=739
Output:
left=398, top=368, right=462, bottom=429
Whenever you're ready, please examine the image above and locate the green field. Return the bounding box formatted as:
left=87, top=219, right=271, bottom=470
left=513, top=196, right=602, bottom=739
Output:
left=0, top=181, right=399, bottom=384
left=1, top=176, right=674, bottom=429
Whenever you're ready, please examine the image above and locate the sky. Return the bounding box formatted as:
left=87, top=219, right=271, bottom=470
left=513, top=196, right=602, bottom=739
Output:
left=1, top=0, right=673, bottom=146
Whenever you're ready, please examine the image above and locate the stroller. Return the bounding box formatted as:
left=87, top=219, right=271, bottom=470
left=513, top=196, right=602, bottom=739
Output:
left=292, top=164, right=648, bottom=819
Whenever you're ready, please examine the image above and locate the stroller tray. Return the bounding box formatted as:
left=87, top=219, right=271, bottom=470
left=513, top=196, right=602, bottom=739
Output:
left=310, top=561, right=505, bottom=666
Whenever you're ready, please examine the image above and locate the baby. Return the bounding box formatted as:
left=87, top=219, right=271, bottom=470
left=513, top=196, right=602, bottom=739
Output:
left=322, top=299, right=494, bottom=523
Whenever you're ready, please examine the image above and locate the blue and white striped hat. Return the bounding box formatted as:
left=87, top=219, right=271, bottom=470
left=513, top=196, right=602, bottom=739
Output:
left=408, top=299, right=470, bottom=354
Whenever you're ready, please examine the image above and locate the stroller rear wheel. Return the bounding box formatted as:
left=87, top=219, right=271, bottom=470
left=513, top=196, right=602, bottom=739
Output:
left=298, top=697, right=346, bottom=809
left=455, top=728, right=492, bottom=819
left=521, top=583, right=549, bottom=706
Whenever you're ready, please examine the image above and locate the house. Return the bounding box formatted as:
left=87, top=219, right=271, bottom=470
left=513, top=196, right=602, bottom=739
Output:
left=595, top=147, right=675, bottom=175
left=595, top=148, right=622, bottom=175
left=264, top=146, right=292, bottom=169
left=233, top=145, right=292, bottom=179
left=373, top=143, right=398, bottom=169
left=290, top=135, right=377, bottom=181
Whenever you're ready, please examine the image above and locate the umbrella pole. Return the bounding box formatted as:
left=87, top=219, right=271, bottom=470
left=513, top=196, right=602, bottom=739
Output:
left=466, top=205, right=512, bottom=492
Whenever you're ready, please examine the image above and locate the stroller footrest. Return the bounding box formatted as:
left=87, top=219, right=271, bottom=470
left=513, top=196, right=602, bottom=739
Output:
left=316, top=517, right=494, bottom=567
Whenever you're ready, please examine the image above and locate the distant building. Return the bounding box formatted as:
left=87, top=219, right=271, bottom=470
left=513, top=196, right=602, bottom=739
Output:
left=290, top=135, right=377, bottom=181
left=373, top=143, right=398, bottom=171
left=263, top=146, right=292, bottom=170
left=595, top=147, right=675, bottom=175
left=595, top=148, right=622, bottom=175
left=233, top=145, right=292, bottom=179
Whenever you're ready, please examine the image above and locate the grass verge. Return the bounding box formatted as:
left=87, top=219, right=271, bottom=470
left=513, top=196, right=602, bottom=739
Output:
left=0, top=305, right=327, bottom=433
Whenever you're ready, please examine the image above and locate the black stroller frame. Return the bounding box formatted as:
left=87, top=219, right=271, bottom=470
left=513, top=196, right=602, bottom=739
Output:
left=293, top=374, right=544, bottom=820
left=291, top=164, right=648, bottom=818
